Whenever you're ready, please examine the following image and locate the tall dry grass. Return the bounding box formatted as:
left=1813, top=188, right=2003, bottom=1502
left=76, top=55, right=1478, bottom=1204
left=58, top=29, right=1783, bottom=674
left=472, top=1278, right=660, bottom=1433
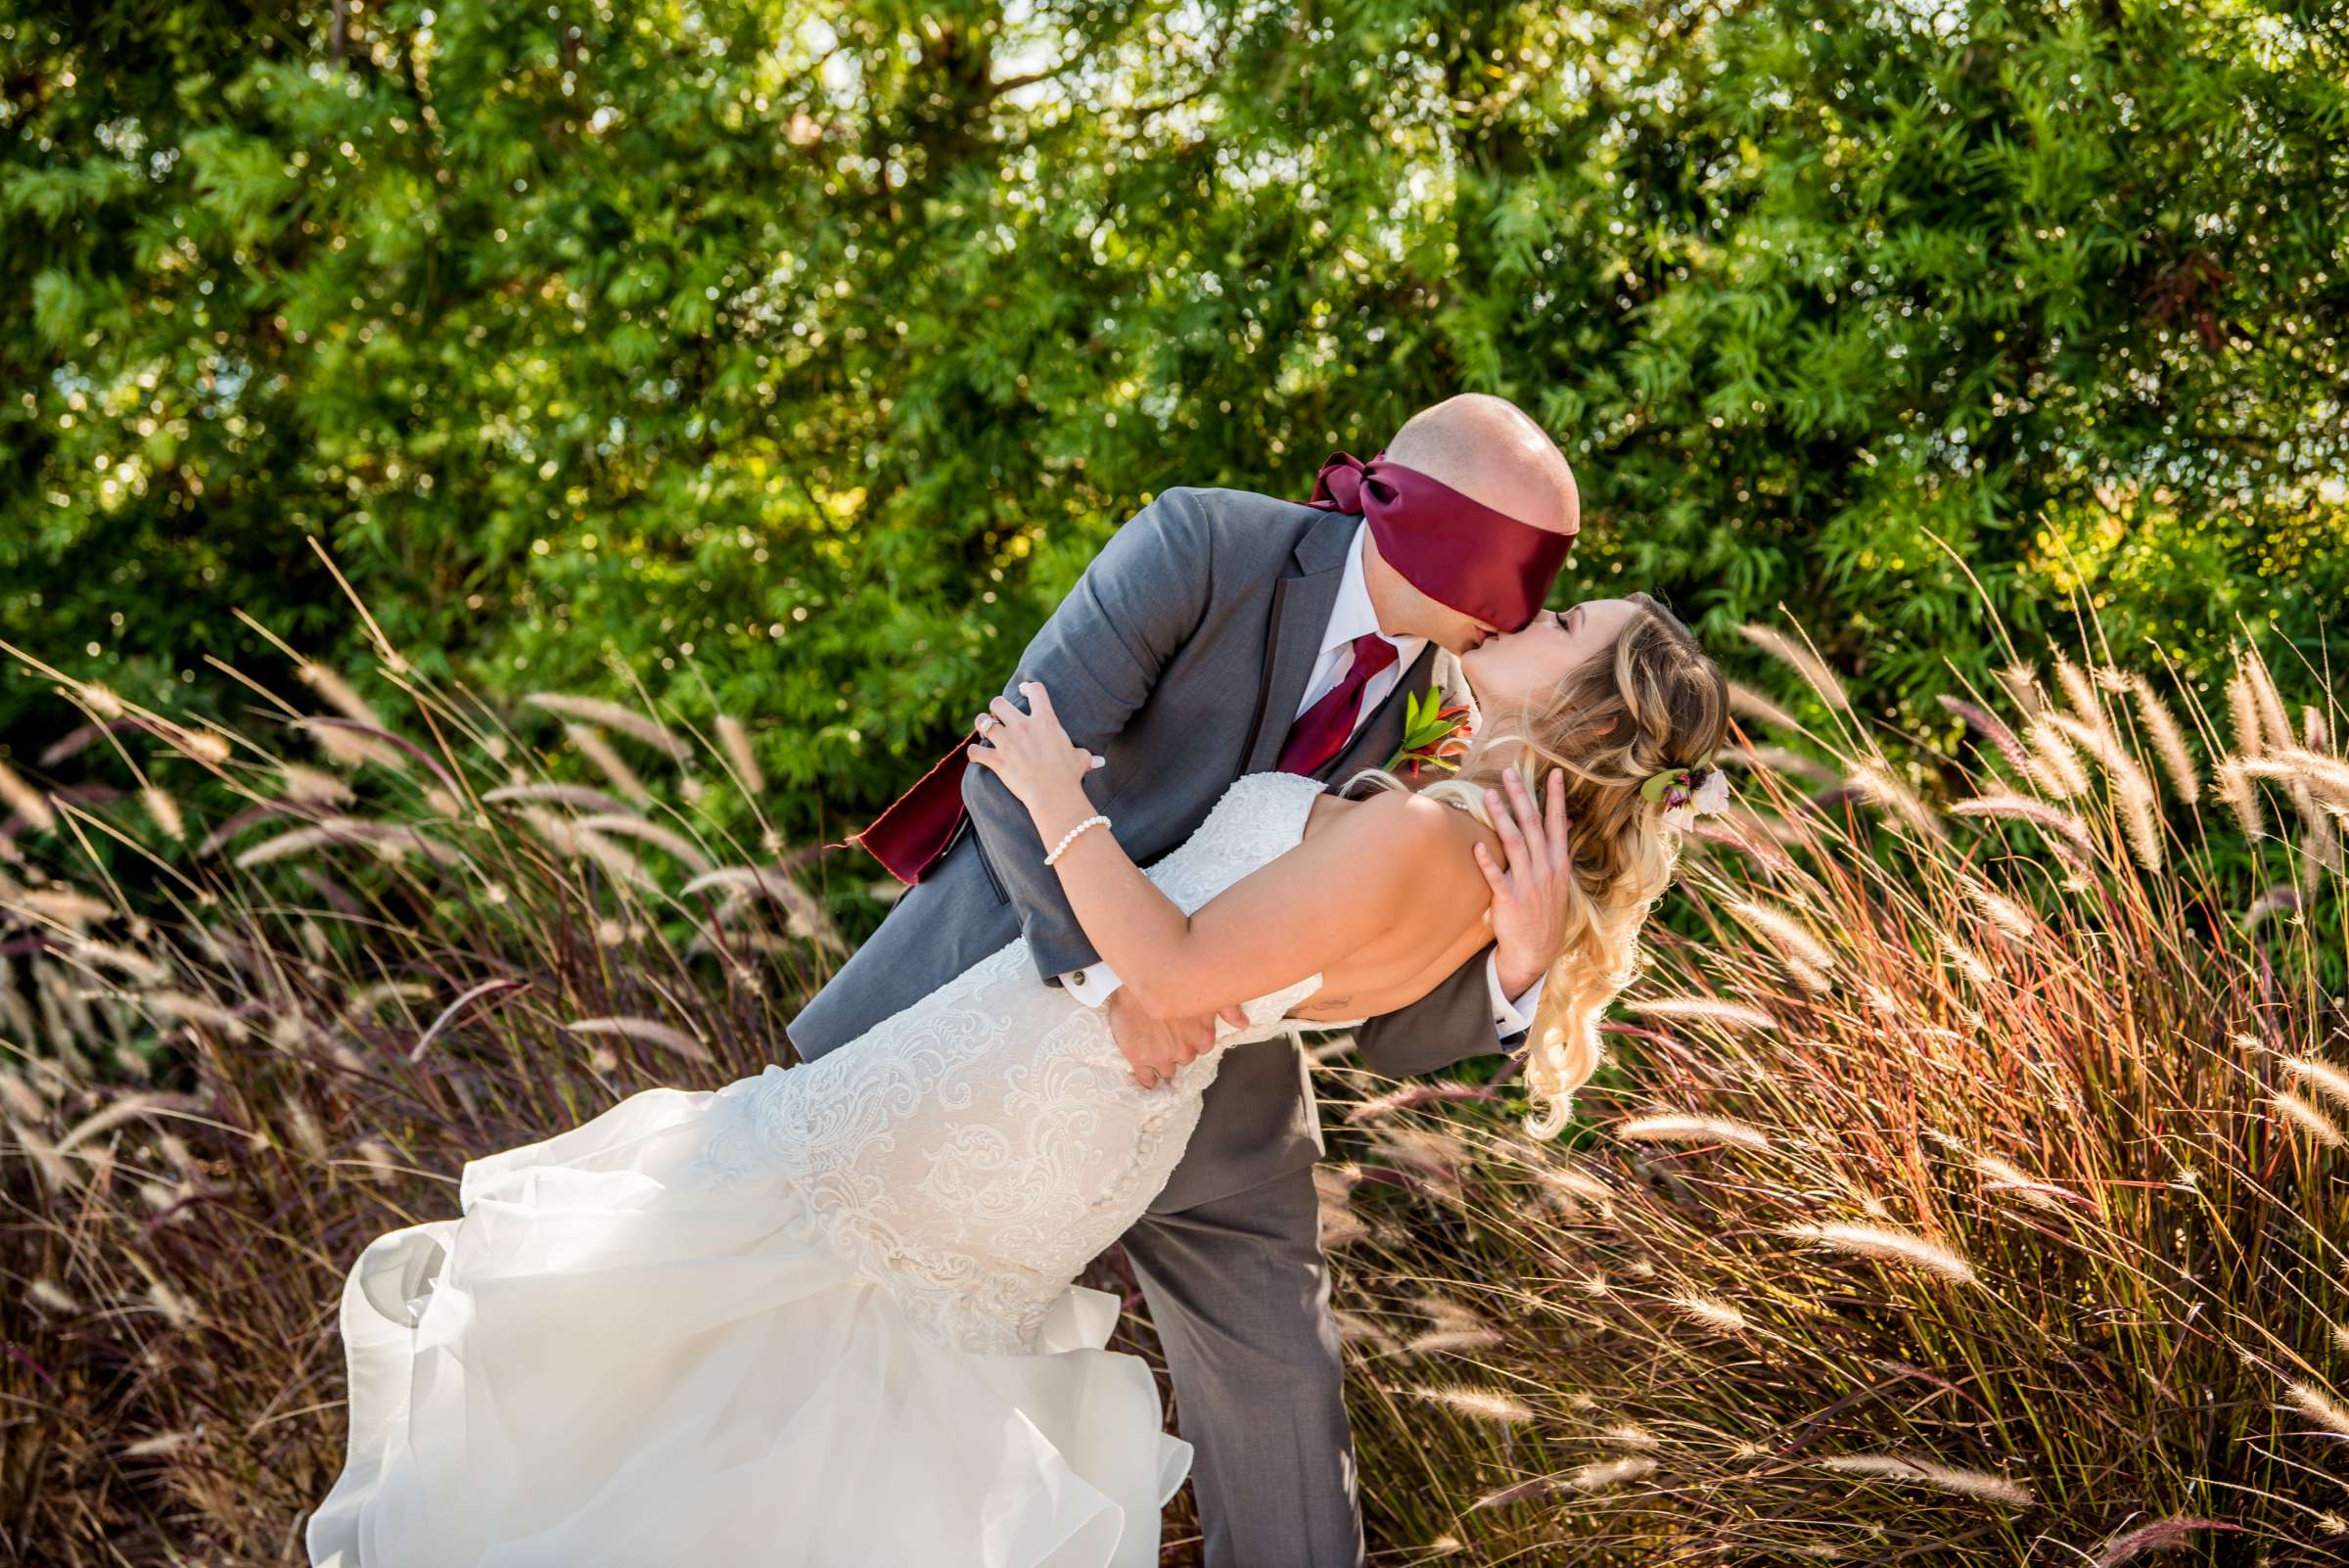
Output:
left=1316, top=631, right=2349, bottom=1562
left=0, top=634, right=841, bottom=1563
left=4, top=611, right=2345, bottom=1565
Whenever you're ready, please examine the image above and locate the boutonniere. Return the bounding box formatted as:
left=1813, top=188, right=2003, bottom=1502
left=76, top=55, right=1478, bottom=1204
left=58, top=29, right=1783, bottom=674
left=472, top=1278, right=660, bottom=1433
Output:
left=1385, top=683, right=1474, bottom=779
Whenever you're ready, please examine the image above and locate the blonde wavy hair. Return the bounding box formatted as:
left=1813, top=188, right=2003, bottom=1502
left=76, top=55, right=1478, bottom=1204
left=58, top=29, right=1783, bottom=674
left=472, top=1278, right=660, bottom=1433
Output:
left=1351, top=592, right=1728, bottom=1138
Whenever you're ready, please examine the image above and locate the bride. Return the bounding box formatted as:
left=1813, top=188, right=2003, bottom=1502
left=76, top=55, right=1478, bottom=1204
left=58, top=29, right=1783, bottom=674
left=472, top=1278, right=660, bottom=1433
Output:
left=306, top=593, right=1727, bottom=1568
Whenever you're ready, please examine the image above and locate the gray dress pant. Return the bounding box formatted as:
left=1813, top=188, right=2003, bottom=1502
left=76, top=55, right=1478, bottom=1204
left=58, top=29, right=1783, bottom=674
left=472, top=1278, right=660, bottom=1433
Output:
left=1121, top=1164, right=1367, bottom=1568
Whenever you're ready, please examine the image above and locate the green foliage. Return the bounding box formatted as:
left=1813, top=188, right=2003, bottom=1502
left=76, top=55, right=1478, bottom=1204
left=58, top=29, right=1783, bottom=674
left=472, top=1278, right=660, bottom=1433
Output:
left=6, top=0, right=2345, bottom=854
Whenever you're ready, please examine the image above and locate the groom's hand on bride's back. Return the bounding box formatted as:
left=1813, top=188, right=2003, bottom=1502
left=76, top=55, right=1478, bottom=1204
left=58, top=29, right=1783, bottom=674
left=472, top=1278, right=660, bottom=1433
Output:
left=1104, top=986, right=1248, bottom=1091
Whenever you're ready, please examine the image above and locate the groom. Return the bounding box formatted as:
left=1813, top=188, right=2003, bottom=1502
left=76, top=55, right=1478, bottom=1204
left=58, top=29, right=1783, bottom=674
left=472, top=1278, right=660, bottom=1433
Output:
left=786, top=392, right=1581, bottom=1567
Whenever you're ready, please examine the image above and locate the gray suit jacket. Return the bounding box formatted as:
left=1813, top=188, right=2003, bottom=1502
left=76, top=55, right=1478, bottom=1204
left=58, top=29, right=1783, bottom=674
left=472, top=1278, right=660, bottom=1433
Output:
left=786, top=485, right=1516, bottom=1214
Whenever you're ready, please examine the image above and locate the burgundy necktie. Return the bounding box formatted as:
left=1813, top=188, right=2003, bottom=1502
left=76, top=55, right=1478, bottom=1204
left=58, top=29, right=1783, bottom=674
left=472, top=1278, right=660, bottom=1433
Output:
left=1276, top=632, right=1399, bottom=776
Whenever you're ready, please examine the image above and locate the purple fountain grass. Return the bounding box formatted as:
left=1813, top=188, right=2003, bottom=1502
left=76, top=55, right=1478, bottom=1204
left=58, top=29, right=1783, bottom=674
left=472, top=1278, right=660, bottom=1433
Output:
left=5, top=609, right=2349, bottom=1565
left=0, top=635, right=832, bottom=1563
left=1312, top=626, right=2349, bottom=1563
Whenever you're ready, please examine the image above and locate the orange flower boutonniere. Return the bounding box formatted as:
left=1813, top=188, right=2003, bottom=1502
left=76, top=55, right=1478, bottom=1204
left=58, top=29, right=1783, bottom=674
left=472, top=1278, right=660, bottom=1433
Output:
left=1384, top=684, right=1474, bottom=780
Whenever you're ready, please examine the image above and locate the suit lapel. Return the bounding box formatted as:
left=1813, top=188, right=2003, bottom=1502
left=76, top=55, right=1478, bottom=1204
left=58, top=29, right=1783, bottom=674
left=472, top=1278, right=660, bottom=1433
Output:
left=1240, top=514, right=1359, bottom=775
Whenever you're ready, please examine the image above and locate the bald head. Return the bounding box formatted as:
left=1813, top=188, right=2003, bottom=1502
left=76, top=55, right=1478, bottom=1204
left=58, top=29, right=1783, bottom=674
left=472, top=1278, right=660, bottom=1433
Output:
left=1386, top=392, right=1580, bottom=538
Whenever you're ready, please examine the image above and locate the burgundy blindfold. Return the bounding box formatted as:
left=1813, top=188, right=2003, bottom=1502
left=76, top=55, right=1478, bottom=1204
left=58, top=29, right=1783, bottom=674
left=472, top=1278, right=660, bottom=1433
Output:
left=1308, top=450, right=1572, bottom=632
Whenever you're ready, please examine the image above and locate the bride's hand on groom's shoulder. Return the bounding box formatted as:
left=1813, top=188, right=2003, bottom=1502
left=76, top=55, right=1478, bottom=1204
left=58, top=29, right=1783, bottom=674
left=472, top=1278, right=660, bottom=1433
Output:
left=964, top=680, right=1105, bottom=816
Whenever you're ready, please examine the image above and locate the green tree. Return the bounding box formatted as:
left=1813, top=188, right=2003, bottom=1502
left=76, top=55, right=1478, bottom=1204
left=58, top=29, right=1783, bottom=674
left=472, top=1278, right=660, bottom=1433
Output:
left=6, top=0, right=2344, bottom=858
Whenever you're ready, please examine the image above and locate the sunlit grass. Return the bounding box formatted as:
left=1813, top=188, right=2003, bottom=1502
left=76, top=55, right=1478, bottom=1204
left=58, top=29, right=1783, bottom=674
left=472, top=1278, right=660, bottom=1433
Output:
left=0, top=631, right=827, bottom=1562
left=4, top=611, right=2346, bottom=1564
left=1314, top=626, right=2349, bottom=1562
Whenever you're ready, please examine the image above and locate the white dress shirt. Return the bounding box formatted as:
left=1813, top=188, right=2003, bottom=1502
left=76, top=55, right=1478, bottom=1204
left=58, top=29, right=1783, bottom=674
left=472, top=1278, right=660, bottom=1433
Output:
left=1055, top=524, right=1546, bottom=1038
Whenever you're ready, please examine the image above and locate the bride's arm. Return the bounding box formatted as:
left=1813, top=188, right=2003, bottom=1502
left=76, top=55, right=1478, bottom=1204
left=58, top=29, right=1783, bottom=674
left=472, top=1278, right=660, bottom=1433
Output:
left=966, top=682, right=1484, bottom=1020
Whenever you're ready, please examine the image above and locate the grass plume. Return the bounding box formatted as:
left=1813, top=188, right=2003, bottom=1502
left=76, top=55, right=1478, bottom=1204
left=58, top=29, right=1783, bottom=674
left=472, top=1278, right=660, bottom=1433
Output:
left=5, top=614, right=2349, bottom=1568
left=1315, top=624, right=2349, bottom=1563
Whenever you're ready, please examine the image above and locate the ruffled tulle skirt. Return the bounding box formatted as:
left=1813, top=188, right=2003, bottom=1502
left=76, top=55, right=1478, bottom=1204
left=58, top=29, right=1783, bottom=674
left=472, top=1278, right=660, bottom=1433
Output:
left=306, top=1079, right=1191, bottom=1567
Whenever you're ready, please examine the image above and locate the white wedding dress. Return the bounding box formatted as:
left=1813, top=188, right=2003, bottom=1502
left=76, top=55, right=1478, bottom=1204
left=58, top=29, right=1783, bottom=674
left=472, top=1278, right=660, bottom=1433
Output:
left=308, top=770, right=1364, bottom=1568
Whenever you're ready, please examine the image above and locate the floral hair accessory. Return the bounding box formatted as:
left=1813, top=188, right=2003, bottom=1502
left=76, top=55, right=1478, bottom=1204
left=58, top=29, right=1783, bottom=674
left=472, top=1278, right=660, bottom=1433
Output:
left=1639, top=756, right=1731, bottom=830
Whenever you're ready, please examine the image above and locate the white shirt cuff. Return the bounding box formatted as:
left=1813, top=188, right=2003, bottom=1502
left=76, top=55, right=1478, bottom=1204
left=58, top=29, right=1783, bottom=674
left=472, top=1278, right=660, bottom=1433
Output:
left=1486, top=953, right=1543, bottom=1039
left=1059, top=962, right=1123, bottom=1008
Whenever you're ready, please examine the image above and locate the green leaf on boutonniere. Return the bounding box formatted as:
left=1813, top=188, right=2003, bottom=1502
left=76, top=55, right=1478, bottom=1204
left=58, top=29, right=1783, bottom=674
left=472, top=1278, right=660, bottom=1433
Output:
left=1385, top=683, right=1474, bottom=779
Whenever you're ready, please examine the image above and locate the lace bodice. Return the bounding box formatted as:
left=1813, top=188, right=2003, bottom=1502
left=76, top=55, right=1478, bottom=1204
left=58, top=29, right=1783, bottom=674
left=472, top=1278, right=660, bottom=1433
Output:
left=686, top=771, right=1361, bottom=1354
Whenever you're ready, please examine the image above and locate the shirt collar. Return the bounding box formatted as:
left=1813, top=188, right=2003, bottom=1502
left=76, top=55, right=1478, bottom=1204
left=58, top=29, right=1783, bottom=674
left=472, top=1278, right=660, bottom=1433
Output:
left=1327, top=522, right=1424, bottom=662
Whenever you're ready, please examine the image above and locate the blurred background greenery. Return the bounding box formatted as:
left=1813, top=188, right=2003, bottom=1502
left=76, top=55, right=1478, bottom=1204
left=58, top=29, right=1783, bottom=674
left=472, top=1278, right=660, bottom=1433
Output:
left=5, top=0, right=2345, bottom=849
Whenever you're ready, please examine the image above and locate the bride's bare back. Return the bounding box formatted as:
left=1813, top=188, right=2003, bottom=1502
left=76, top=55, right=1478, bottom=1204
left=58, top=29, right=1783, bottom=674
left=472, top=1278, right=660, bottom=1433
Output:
left=1284, top=792, right=1501, bottom=1022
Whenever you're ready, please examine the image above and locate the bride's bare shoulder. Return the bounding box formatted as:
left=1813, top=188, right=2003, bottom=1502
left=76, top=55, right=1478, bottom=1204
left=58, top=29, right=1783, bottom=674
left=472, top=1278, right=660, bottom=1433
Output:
left=1308, top=788, right=1493, bottom=879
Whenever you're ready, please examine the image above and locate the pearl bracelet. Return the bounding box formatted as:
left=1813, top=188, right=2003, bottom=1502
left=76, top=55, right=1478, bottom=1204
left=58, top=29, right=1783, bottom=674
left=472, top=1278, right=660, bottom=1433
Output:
left=1043, top=813, right=1111, bottom=866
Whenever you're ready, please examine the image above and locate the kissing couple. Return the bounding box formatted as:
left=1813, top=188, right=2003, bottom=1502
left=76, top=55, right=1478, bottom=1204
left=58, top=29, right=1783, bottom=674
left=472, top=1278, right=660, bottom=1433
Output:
left=306, top=392, right=1732, bottom=1567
